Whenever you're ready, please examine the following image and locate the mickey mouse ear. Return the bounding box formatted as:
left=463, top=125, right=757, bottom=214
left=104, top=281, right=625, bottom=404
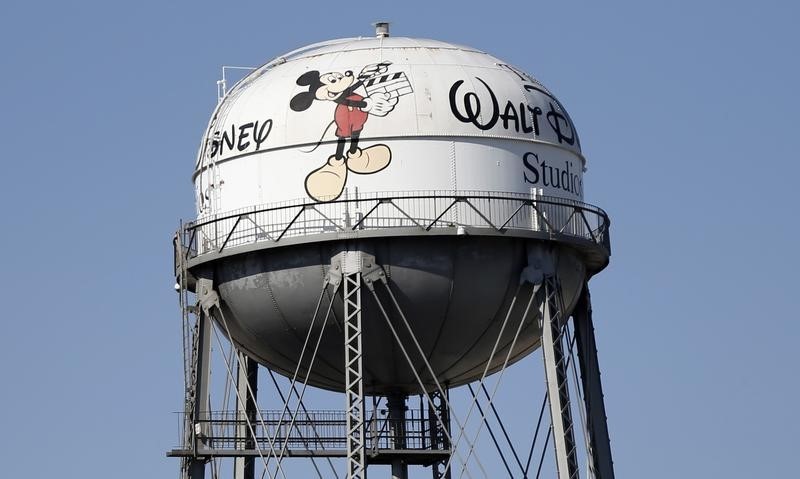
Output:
left=296, top=70, right=320, bottom=86
left=290, top=92, right=315, bottom=112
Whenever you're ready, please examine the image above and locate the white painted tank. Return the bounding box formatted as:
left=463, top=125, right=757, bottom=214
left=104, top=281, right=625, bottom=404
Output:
left=194, top=35, right=584, bottom=215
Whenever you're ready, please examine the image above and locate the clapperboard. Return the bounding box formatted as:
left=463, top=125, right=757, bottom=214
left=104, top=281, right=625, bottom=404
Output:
left=364, top=71, right=413, bottom=99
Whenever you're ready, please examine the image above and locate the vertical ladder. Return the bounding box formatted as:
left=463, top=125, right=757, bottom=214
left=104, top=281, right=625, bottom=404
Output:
left=187, top=305, right=212, bottom=479
left=184, top=278, right=219, bottom=479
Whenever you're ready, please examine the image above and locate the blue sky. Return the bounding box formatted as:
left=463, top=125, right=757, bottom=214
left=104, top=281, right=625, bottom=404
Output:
left=1, top=1, right=798, bottom=477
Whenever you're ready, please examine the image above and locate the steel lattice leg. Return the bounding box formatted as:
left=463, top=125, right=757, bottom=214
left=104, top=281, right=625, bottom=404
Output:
left=388, top=394, right=409, bottom=479
left=541, top=276, right=580, bottom=479
left=429, top=390, right=452, bottom=479
left=185, top=278, right=217, bottom=479
left=344, top=271, right=367, bottom=479
left=234, top=354, right=258, bottom=479
left=573, top=286, right=615, bottom=479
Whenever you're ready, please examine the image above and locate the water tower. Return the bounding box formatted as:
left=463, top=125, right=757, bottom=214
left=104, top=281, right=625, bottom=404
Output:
left=170, top=23, right=615, bottom=479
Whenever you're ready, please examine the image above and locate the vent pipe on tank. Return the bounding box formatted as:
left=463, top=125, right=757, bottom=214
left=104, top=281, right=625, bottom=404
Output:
left=374, top=22, right=390, bottom=38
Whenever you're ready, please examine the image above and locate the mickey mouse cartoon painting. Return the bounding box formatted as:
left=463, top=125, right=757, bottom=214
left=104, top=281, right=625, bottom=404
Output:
left=290, top=62, right=412, bottom=201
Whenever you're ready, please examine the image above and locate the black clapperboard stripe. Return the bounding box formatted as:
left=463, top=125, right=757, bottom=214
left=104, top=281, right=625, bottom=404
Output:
left=366, top=72, right=404, bottom=87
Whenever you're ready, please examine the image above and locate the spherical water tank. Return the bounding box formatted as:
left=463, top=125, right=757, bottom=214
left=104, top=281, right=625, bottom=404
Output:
left=183, top=34, right=609, bottom=394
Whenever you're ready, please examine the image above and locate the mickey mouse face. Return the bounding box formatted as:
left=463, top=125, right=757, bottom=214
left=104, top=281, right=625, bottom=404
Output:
left=290, top=70, right=355, bottom=112
left=314, top=71, right=354, bottom=99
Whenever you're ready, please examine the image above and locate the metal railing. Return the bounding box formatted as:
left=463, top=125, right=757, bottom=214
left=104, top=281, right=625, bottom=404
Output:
left=177, top=190, right=610, bottom=261
left=181, top=409, right=447, bottom=452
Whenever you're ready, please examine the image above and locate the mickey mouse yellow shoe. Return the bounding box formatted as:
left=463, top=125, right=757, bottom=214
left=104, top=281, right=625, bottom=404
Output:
left=304, top=155, right=348, bottom=202
left=346, top=144, right=392, bottom=174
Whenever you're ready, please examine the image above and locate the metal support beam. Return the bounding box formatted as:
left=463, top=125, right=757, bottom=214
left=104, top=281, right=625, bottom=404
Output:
left=339, top=252, right=368, bottom=479
left=540, top=276, right=579, bottom=479
left=428, top=390, right=452, bottom=479
left=234, top=355, right=259, bottom=479
left=330, top=251, right=386, bottom=479
left=387, top=394, right=409, bottom=479
left=187, top=278, right=217, bottom=479
left=573, top=286, right=615, bottom=479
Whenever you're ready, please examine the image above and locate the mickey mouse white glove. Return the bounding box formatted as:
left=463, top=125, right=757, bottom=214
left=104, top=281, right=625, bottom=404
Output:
left=362, top=92, right=398, bottom=116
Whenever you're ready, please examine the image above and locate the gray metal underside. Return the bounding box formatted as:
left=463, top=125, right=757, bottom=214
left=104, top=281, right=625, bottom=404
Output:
left=188, top=234, right=587, bottom=394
